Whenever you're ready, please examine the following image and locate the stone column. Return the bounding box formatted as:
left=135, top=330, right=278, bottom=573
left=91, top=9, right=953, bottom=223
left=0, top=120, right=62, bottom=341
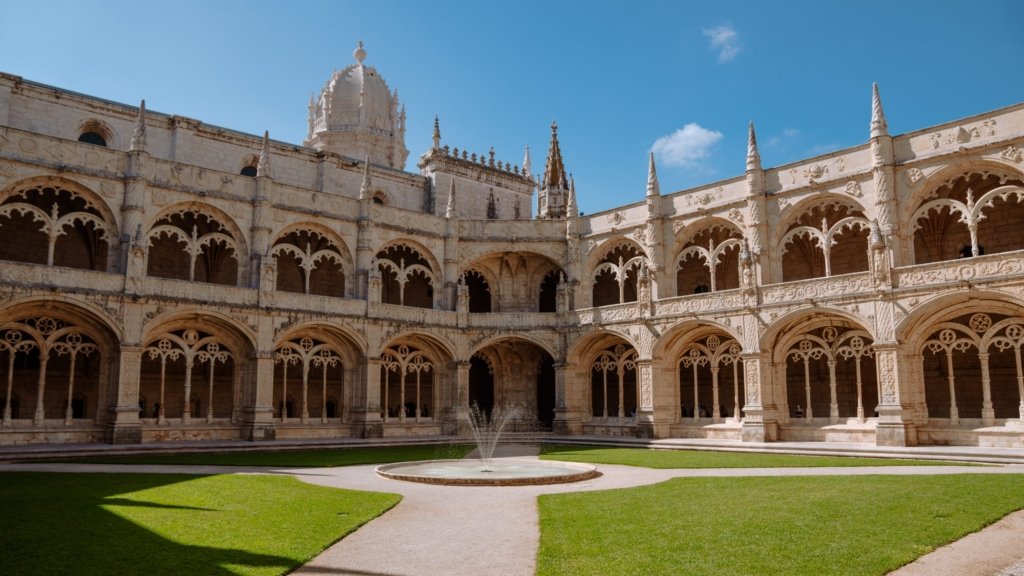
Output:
left=635, top=359, right=671, bottom=438
left=552, top=362, right=583, bottom=435
left=240, top=350, right=276, bottom=441
left=873, top=343, right=911, bottom=446
left=105, top=345, right=143, bottom=444
left=740, top=353, right=769, bottom=442
left=350, top=357, right=383, bottom=438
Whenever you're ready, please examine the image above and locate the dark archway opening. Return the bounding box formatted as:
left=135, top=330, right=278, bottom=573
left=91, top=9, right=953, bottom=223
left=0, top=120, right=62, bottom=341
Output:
left=469, top=355, right=494, bottom=414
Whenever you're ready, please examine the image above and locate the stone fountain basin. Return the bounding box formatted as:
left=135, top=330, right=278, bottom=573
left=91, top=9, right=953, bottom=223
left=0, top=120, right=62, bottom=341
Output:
left=376, top=459, right=601, bottom=486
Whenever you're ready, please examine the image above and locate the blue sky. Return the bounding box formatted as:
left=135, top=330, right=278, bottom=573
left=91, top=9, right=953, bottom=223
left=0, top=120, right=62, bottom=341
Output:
left=2, top=0, right=1022, bottom=215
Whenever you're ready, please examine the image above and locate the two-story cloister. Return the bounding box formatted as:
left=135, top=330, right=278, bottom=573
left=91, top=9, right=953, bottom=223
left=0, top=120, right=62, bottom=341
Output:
left=1, top=43, right=1023, bottom=448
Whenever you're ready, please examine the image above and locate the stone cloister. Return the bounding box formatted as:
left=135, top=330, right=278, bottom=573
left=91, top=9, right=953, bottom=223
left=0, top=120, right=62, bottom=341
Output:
left=1, top=46, right=1023, bottom=448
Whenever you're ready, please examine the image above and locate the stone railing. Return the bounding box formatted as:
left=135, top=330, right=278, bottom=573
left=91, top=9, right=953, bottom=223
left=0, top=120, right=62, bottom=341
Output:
left=0, top=261, right=124, bottom=293
left=654, top=288, right=745, bottom=317
left=577, top=302, right=642, bottom=325
left=465, top=312, right=556, bottom=329
left=760, top=271, right=874, bottom=305
left=370, top=302, right=455, bottom=327
left=894, top=249, right=1024, bottom=290
left=272, top=291, right=367, bottom=316
left=142, top=276, right=257, bottom=306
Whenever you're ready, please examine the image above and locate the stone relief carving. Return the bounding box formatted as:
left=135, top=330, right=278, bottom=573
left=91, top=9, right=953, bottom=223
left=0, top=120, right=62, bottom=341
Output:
left=844, top=181, right=862, bottom=198
left=0, top=161, right=16, bottom=179
left=898, top=253, right=1024, bottom=286
left=761, top=274, right=873, bottom=304
left=744, top=360, right=760, bottom=405
left=878, top=352, right=896, bottom=404
left=607, top=211, right=624, bottom=225
left=904, top=168, right=924, bottom=186
left=728, top=207, right=744, bottom=225
left=671, top=219, right=685, bottom=234
left=1001, top=145, right=1023, bottom=163
left=19, top=138, right=38, bottom=154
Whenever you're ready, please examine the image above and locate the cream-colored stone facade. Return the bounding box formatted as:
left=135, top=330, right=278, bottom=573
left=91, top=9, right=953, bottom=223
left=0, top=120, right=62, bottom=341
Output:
left=1, top=46, right=1023, bottom=448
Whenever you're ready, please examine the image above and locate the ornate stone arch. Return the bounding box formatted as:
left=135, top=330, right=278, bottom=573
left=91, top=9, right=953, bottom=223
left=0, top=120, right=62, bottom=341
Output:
left=141, top=311, right=255, bottom=425
left=145, top=201, right=248, bottom=285
left=0, top=176, right=119, bottom=272
left=588, top=238, right=649, bottom=307
left=900, top=160, right=1024, bottom=229
left=671, top=218, right=746, bottom=295
left=905, top=164, right=1024, bottom=264
left=469, top=333, right=560, bottom=361
left=270, top=222, right=353, bottom=298
left=774, top=194, right=871, bottom=281
left=374, top=239, right=441, bottom=309
left=0, top=298, right=121, bottom=426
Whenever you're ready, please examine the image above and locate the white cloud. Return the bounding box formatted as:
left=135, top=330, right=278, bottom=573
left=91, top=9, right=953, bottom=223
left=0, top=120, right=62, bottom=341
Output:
left=782, top=128, right=800, bottom=138
left=702, top=24, right=741, bottom=63
left=651, top=123, right=723, bottom=169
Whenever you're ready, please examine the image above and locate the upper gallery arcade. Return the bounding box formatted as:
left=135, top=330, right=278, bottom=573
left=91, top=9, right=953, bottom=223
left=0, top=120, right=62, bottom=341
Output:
left=0, top=42, right=1023, bottom=449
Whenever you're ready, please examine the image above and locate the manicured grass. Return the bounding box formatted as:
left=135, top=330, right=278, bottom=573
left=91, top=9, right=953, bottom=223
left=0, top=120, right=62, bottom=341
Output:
left=538, top=474, right=1024, bottom=576
left=62, top=443, right=473, bottom=467
left=0, top=472, right=400, bottom=576
left=539, top=444, right=967, bottom=468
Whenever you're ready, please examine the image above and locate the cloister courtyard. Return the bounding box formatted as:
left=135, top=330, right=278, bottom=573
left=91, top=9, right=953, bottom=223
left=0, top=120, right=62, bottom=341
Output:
left=2, top=439, right=1023, bottom=576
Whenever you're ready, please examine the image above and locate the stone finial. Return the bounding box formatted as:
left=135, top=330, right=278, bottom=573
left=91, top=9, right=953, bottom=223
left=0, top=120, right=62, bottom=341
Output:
left=446, top=178, right=457, bottom=218
left=646, top=152, right=660, bottom=197
left=359, top=156, right=372, bottom=201
left=432, top=115, right=441, bottom=150
left=746, top=121, right=761, bottom=171
left=488, top=147, right=496, bottom=167
left=257, top=131, right=271, bottom=178
left=870, top=83, right=888, bottom=139
left=354, top=40, right=366, bottom=65
left=130, top=100, right=147, bottom=152
left=523, top=145, right=532, bottom=177
left=566, top=174, right=577, bottom=217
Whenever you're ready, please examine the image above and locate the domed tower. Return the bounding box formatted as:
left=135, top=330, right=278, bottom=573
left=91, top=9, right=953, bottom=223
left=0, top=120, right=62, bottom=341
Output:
left=305, top=41, right=409, bottom=169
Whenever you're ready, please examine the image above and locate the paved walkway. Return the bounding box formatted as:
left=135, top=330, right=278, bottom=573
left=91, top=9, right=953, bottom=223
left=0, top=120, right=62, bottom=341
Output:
left=2, top=448, right=1023, bottom=576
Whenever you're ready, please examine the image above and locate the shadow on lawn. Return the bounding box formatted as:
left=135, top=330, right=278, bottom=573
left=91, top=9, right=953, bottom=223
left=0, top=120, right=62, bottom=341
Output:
left=1, top=472, right=297, bottom=576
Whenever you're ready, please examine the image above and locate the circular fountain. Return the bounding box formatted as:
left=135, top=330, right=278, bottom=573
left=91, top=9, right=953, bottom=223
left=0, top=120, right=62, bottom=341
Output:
left=376, top=404, right=601, bottom=486
left=376, top=459, right=599, bottom=486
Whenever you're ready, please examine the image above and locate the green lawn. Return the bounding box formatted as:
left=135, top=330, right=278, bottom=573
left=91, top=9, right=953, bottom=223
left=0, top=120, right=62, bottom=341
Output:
left=540, top=444, right=968, bottom=468
left=62, top=443, right=472, bottom=467
left=538, top=474, right=1024, bottom=576
left=0, top=472, right=400, bottom=576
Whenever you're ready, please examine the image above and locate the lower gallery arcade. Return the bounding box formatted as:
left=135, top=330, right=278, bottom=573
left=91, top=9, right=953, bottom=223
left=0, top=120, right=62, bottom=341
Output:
left=2, top=293, right=1023, bottom=448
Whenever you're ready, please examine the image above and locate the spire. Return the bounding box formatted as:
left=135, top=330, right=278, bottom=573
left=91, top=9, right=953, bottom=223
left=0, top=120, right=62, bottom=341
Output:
left=129, top=100, right=146, bottom=151
left=566, top=174, right=577, bottom=217
left=523, top=145, right=532, bottom=177
left=432, top=115, right=441, bottom=150
left=646, top=152, right=660, bottom=197
left=446, top=179, right=457, bottom=218
left=359, top=156, right=372, bottom=201
left=256, top=131, right=271, bottom=177
left=543, top=121, right=569, bottom=191
left=870, top=82, right=888, bottom=139
left=746, top=121, right=761, bottom=171
left=354, top=40, right=366, bottom=65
